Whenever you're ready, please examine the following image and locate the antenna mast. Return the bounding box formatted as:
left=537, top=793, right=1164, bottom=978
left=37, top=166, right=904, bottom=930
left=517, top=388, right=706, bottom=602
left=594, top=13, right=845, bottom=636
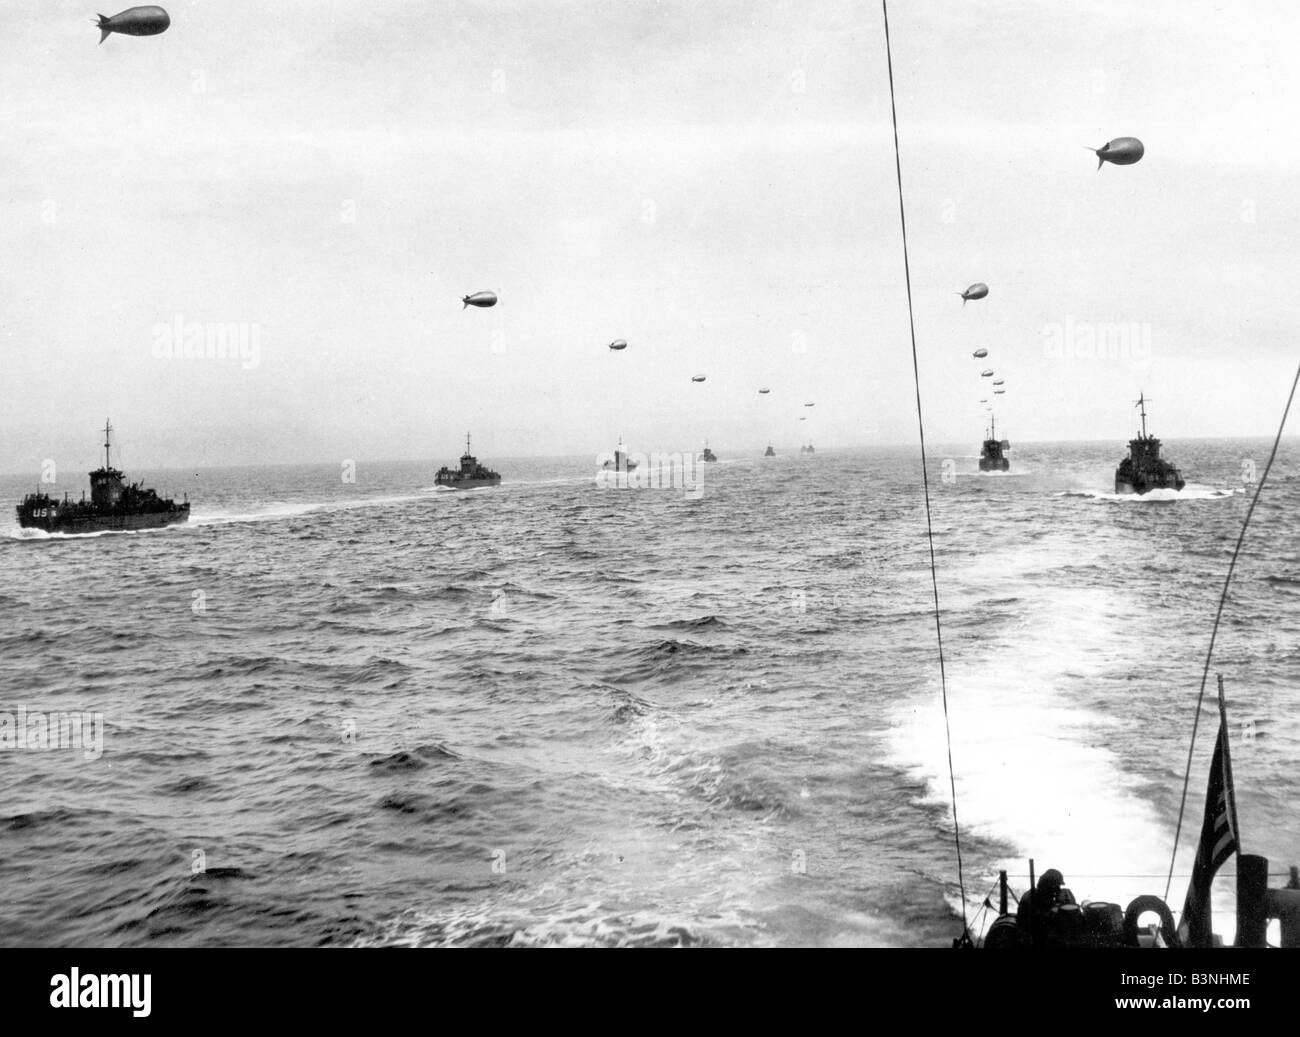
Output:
left=1136, top=393, right=1148, bottom=438
left=103, top=418, right=113, bottom=469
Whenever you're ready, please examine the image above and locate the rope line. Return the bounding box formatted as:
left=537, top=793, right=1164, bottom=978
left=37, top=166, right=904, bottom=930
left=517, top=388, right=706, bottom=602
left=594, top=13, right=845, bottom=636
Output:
left=881, top=0, right=968, bottom=936
left=970, top=880, right=1003, bottom=932
left=1163, top=361, right=1300, bottom=903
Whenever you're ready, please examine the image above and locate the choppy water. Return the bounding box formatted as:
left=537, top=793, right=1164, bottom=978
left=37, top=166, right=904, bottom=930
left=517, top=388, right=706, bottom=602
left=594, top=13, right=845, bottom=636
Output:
left=2, top=439, right=1297, bottom=946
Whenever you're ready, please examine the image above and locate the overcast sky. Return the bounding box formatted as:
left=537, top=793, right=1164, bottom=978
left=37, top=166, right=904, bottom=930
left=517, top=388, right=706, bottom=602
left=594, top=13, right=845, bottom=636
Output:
left=2, top=0, right=1298, bottom=471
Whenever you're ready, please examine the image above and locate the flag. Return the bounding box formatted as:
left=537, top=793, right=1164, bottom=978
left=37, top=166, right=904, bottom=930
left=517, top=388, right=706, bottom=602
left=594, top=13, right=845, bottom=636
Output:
left=1178, top=690, right=1241, bottom=948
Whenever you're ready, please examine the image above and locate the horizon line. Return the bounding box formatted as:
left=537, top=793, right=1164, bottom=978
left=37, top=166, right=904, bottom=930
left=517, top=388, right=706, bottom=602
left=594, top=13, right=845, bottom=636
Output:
left=1, top=432, right=1296, bottom=478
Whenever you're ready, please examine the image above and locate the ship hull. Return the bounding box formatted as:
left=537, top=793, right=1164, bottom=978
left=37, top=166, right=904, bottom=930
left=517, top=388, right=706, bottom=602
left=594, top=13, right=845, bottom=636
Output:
left=1114, top=473, right=1185, bottom=495
left=16, top=508, right=189, bottom=534
left=1116, top=423, right=1184, bottom=494
left=979, top=458, right=1009, bottom=472
left=435, top=477, right=501, bottom=489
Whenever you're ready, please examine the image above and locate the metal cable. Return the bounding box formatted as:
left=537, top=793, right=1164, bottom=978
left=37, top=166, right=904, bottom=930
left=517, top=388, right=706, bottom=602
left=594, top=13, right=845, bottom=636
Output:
left=1163, top=361, right=1300, bottom=902
left=881, top=0, right=968, bottom=936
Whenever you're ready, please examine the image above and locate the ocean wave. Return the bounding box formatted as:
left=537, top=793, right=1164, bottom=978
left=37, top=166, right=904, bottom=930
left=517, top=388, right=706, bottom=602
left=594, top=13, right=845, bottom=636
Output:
left=651, top=615, right=727, bottom=631
left=367, top=744, right=462, bottom=774
left=353, top=903, right=731, bottom=948
left=5, top=444, right=1296, bottom=948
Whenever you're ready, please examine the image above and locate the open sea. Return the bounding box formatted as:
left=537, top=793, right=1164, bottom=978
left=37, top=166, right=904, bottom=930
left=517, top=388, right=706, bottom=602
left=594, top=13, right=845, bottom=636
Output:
left=2, top=438, right=1298, bottom=947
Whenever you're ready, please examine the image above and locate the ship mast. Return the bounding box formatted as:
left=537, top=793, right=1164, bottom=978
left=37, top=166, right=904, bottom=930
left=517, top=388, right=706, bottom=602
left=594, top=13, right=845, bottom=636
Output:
left=103, top=418, right=113, bottom=469
left=466, top=431, right=471, bottom=456
left=1136, top=392, right=1149, bottom=439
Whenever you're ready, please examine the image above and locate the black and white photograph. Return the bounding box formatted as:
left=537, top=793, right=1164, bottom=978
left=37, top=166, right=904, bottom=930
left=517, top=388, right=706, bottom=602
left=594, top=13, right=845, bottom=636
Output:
left=1, top=0, right=1296, bottom=1010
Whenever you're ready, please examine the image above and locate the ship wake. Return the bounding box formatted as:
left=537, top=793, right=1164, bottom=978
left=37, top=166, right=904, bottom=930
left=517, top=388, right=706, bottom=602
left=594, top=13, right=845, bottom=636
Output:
left=1059, top=484, right=1241, bottom=503
left=881, top=534, right=1224, bottom=940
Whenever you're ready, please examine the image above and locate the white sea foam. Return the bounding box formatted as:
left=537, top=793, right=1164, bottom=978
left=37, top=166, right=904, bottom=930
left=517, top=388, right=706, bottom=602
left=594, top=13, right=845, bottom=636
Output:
left=4, top=524, right=175, bottom=540
left=882, top=533, right=1238, bottom=939
left=1060, top=483, right=1242, bottom=503
left=188, top=493, right=444, bottom=527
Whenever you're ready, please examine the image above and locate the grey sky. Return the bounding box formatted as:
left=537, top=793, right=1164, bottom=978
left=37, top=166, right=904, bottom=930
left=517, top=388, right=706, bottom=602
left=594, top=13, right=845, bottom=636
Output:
left=3, top=1, right=1297, bottom=471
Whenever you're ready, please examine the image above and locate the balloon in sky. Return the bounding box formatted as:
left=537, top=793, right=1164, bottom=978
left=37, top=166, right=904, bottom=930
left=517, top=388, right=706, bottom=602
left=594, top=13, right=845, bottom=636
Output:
left=691, top=375, right=706, bottom=383
left=959, top=283, right=988, bottom=306
left=462, top=291, right=497, bottom=309
left=994, top=389, right=1006, bottom=394
left=758, top=388, right=771, bottom=394
left=1089, top=137, right=1144, bottom=170
left=972, top=348, right=988, bottom=358
left=981, top=369, right=994, bottom=377
left=96, top=6, right=169, bottom=43
left=992, top=379, right=1004, bottom=386
left=608, top=339, right=627, bottom=351
left=804, top=402, right=815, bottom=407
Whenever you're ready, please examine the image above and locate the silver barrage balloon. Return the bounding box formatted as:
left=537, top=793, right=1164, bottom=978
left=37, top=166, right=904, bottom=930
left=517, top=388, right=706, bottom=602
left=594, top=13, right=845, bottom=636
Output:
left=96, top=6, right=169, bottom=44
left=959, top=283, right=988, bottom=305
left=758, top=388, right=771, bottom=394
left=981, top=369, right=994, bottom=377
left=972, top=348, right=988, bottom=358
left=462, top=291, right=497, bottom=309
left=691, top=375, right=706, bottom=383
left=608, top=339, right=627, bottom=351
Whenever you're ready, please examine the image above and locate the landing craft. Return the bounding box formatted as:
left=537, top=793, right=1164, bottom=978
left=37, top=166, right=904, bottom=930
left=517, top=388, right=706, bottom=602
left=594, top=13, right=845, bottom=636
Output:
left=959, top=283, right=988, bottom=306
left=691, top=375, right=706, bottom=383
left=1088, top=136, right=1144, bottom=170
left=95, top=6, right=169, bottom=43
left=972, top=349, right=988, bottom=358
left=462, top=291, right=497, bottom=309
left=608, top=339, right=627, bottom=351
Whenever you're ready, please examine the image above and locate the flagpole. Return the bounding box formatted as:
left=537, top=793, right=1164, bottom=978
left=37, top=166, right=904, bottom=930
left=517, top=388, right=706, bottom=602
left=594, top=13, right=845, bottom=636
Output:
left=1218, top=675, right=1242, bottom=856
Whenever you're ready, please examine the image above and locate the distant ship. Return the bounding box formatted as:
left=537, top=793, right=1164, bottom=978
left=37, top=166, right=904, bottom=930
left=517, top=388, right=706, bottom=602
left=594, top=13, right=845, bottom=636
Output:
left=800, top=443, right=815, bottom=455
left=701, top=442, right=718, bottom=462
left=979, top=414, right=1010, bottom=472
left=16, top=420, right=189, bottom=534
left=1115, top=393, right=1184, bottom=494
left=764, top=443, right=775, bottom=457
left=435, top=432, right=501, bottom=488
left=602, top=437, right=638, bottom=472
